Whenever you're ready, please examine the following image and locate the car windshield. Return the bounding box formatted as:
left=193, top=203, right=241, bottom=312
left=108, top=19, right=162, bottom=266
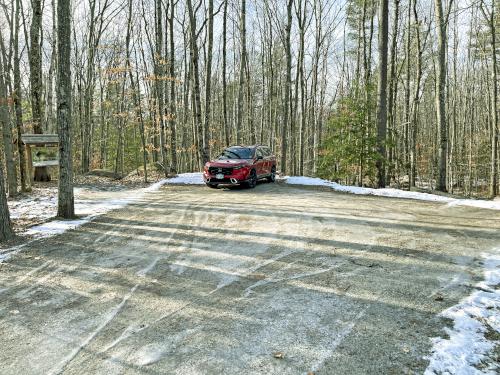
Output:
left=217, top=148, right=254, bottom=160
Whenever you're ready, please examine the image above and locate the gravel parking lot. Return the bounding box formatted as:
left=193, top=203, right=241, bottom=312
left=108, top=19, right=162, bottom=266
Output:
left=0, top=183, right=498, bottom=374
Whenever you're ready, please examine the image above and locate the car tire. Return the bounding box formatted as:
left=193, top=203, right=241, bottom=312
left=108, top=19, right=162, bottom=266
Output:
left=207, top=183, right=218, bottom=189
left=267, top=166, right=276, bottom=183
left=245, top=170, right=257, bottom=189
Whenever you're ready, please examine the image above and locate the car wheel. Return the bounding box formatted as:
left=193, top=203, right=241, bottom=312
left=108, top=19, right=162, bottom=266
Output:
left=267, top=166, right=276, bottom=183
left=207, top=183, right=218, bottom=189
left=246, top=170, right=257, bottom=189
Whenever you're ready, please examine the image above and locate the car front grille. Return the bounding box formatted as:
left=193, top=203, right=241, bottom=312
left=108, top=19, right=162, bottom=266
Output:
left=208, top=167, right=233, bottom=175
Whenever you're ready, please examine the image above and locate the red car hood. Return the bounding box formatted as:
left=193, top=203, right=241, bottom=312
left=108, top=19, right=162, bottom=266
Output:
left=207, top=159, right=250, bottom=167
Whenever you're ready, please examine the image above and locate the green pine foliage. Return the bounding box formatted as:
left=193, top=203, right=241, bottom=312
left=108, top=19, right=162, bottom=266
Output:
left=318, top=93, right=380, bottom=186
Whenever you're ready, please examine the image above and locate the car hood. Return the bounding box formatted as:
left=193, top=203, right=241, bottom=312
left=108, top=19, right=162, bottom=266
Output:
left=207, top=159, right=250, bottom=167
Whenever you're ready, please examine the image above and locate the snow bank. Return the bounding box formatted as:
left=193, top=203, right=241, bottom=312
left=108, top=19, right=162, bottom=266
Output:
left=425, top=250, right=500, bottom=374
left=161, top=172, right=205, bottom=185
left=284, top=176, right=500, bottom=210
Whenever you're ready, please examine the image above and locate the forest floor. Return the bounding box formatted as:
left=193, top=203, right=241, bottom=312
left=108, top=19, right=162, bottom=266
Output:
left=0, top=179, right=499, bottom=374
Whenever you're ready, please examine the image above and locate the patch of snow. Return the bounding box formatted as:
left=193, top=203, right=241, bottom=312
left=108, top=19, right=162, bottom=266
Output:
left=132, top=344, right=167, bottom=366
left=425, top=249, right=500, bottom=375
left=163, top=172, right=205, bottom=185
left=26, top=218, right=91, bottom=236
left=1, top=180, right=175, bottom=262
left=284, top=176, right=500, bottom=210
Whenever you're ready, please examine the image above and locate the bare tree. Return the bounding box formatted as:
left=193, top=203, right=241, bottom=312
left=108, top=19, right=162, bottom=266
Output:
left=434, top=0, right=449, bottom=192
left=480, top=0, right=498, bottom=197
left=57, top=0, right=75, bottom=218
left=375, top=0, right=389, bottom=187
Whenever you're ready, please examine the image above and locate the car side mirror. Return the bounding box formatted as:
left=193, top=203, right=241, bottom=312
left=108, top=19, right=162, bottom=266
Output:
left=257, top=155, right=263, bottom=160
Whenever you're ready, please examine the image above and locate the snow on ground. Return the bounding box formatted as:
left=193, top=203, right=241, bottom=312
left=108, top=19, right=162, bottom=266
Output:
left=1, top=180, right=173, bottom=262
left=425, top=249, right=500, bottom=375
left=160, top=172, right=205, bottom=185
left=284, top=176, right=500, bottom=210
left=4, top=173, right=202, bottom=252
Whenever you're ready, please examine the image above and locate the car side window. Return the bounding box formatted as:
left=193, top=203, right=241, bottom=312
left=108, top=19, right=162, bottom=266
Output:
left=256, top=148, right=264, bottom=158
left=264, top=147, right=272, bottom=156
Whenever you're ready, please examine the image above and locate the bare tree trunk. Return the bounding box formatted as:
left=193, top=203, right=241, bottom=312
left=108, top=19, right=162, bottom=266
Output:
left=375, top=0, right=389, bottom=187
left=410, top=0, right=427, bottom=189
left=386, top=0, right=400, bottom=184
left=154, top=0, right=168, bottom=176
left=13, top=0, right=28, bottom=192
left=236, top=0, right=247, bottom=145
left=480, top=1, right=498, bottom=197
left=186, top=0, right=208, bottom=167
left=57, top=0, right=75, bottom=219
left=168, top=0, right=178, bottom=172
left=0, top=149, right=13, bottom=241
left=204, top=0, right=214, bottom=159
left=434, top=0, right=448, bottom=192
left=222, top=0, right=230, bottom=146
left=404, top=0, right=412, bottom=181
left=29, top=0, right=44, bottom=134
left=0, top=51, right=17, bottom=197
left=281, top=0, right=293, bottom=174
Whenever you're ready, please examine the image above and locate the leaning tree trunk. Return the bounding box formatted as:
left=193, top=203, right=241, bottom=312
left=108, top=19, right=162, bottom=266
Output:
left=57, top=0, right=75, bottom=219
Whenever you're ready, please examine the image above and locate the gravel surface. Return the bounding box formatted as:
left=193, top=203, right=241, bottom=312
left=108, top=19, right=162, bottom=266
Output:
left=0, top=182, right=498, bottom=374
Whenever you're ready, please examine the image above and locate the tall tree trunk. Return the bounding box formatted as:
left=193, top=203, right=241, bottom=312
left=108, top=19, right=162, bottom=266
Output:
left=186, top=0, right=208, bottom=167
left=204, top=0, right=214, bottom=159
left=168, top=0, right=178, bottom=172
left=236, top=0, right=247, bottom=145
left=375, top=0, right=389, bottom=187
left=30, top=0, right=50, bottom=182
left=222, top=0, right=230, bottom=146
left=29, top=0, right=44, bottom=134
left=386, top=0, right=400, bottom=184
left=410, top=0, right=426, bottom=189
left=0, top=149, right=13, bottom=241
left=57, top=0, right=75, bottom=219
left=434, top=0, right=448, bottom=192
left=14, top=0, right=29, bottom=192
left=480, top=1, right=498, bottom=197
left=0, top=52, right=17, bottom=197
left=154, top=0, right=168, bottom=176
left=281, top=0, right=293, bottom=174
left=404, top=0, right=412, bottom=182
left=126, top=0, right=148, bottom=182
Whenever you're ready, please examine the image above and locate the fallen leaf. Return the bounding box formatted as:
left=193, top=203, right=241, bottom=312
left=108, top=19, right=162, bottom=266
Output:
left=434, top=293, right=444, bottom=301
left=273, top=351, right=285, bottom=359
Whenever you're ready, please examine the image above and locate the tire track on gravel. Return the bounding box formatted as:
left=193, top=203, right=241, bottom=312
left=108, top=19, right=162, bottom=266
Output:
left=48, top=189, right=209, bottom=374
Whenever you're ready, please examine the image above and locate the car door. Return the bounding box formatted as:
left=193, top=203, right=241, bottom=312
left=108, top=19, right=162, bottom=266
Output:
left=262, top=147, right=272, bottom=175
left=255, top=148, right=265, bottom=177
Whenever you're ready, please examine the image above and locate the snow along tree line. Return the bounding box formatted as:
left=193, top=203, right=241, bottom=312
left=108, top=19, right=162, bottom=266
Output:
left=0, top=0, right=499, bottom=241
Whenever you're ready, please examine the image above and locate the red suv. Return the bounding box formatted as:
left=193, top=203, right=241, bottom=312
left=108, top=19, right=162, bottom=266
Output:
left=203, top=145, right=277, bottom=188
